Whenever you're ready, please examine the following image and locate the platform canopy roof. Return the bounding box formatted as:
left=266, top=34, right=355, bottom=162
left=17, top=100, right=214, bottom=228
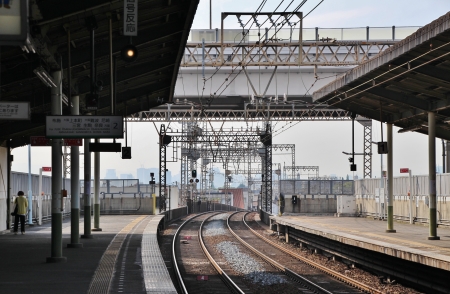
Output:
left=0, top=0, right=200, bottom=148
left=313, top=12, right=450, bottom=140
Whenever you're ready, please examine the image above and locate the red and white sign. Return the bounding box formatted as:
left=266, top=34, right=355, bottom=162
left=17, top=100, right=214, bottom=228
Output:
left=42, top=167, right=52, bottom=172
left=30, top=136, right=50, bottom=146
left=184, top=236, right=192, bottom=240
left=197, top=275, right=209, bottom=281
left=31, top=137, right=83, bottom=146
left=400, top=168, right=409, bottom=173
left=63, top=139, right=83, bottom=146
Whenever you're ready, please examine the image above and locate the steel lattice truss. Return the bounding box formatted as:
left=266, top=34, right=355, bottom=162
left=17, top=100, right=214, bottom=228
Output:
left=160, top=123, right=273, bottom=212
left=284, top=166, right=319, bottom=179
left=159, top=125, right=168, bottom=211
left=128, top=108, right=353, bottom=122
left=363, top=125, right=372, bottom=178
left=182, top=41, right=395, bottom=67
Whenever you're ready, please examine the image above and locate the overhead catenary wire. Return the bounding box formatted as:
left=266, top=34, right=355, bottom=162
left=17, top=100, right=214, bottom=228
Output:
left=185, top=1, right=325, bottom=149
left=200, top=0, right=304, bottom=105
left=199, top=0, right=274, bottom=103
left=210, top=0, right=319, bottom=102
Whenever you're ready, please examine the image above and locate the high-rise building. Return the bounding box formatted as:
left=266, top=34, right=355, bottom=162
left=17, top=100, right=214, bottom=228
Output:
left=137, top=167, right=152, bottom=184
left=105, top=169, right=118, bottom=179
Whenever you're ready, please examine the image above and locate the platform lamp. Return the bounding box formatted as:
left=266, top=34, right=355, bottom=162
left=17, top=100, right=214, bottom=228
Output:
left=121, top=44, right=138, bottom=63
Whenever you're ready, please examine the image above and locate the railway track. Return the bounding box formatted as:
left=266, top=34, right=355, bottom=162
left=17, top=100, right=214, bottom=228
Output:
left=172, top=212, right=244, bottom=294
left=172, top=211, right=390, bottom=293
left=201, top=212, right=321, bottom=294
left=227, top=211, right=367, bottom=294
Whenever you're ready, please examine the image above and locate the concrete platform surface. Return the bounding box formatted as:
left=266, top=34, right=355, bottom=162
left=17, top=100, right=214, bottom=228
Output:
left=272, top=215, right=450, bottom=271
left=0, top=214, right=176, bottom=294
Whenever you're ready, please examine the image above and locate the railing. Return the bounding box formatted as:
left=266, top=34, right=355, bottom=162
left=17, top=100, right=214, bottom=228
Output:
left=280, top=179, right=354, bottom=195
left=10, top=195, right=71, bottom=227
left=188, top=26, right=421, bottom=43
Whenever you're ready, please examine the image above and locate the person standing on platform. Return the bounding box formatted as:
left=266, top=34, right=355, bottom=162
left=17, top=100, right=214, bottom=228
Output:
left=13, top=191, right=28, bottom=235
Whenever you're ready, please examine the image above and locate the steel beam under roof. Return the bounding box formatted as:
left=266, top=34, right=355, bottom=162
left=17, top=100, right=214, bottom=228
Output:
left=0, top=0, right=200, bottom=148
left=313, top=12, right=450, bottom=140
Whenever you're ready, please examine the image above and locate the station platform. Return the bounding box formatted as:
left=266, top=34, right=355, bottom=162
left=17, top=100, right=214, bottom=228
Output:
left=0, top=214, right=177, bottom=294
left=271, top=214, right=450, bottom=271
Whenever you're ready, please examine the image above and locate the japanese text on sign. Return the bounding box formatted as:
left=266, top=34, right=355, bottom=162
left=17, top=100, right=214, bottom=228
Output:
left=0, top=102, right=29, bottom=120
left=123, top=0, right=138, bottom=36
left=46, top=116, right=123, bottom=139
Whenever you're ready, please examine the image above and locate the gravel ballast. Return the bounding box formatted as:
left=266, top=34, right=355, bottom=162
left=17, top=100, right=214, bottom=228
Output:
left=216, top=241, right=286, bottom=285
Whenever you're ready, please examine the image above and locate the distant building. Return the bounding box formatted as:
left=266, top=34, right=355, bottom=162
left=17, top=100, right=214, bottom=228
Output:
left=120, top=173, right=133, bottom=179
left=137, top=167, right=172, bottom=184
left=105, top=169, right=118, bottom=179
left=137, top=167, right=152, bottom=184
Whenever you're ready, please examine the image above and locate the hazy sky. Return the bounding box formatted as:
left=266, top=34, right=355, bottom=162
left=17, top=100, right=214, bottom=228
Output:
left=11, top=1, right=450, bottom=180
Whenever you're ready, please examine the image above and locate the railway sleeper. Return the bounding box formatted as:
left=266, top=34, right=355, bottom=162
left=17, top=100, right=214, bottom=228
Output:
left=280, top=226, right=450, bottom=293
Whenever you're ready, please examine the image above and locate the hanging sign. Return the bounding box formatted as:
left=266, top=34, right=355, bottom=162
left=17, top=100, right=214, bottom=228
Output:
left=123, top=0, right=138, bottom=36
left=30, top=136, right=50, bottom=146
left=46, top=115, right=124, bottom=139
left=0, top=0, right=28, bottom=46
left=0, top=102, right=29, bottom=120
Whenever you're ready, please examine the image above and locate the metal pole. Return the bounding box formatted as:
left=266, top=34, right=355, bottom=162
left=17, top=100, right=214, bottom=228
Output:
left=46, top=70, right=67, bottom=263
left=6, top=139, right=11, bottom=230
left=93, top=140, right=101, bottom=231
left=386, top=123, right=396, bottom=233
left=27, top=144, right=33, bottom=225
left=202, top=38, right=205, bottom=79
left=447, top=141, right=450, bottom=173
left=428, top=112, right=440, bottom=240
left=67, top=27, right=72, bottom=110
left=409, top=169, right=413, bottom=224
left=109, top=14, right=114, bottom=115
left=68, top=96, right=82, bottom=248
left=442, top=139, right=445, bottom=173
left=380, top=153, right=384, bottom=219
left=82, top=139, right=92, bottom=239
left=299, top=12, right=303, bottom=66
left=38, top=168, right=42, bottom=226
left=209, top=0, right=212, bottom=30
left=82, top=26, right=95, bottom=239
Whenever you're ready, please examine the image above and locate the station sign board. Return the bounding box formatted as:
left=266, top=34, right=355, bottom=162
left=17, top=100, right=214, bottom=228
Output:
left=123, top=0, right=138, bottom=36
left=30, top=136, right=84, bottom=146
left=0, top=102, right=30, bottom=120
left=31, top=136, right=50, bottom=146
left=64, top=139, right=83, bottom=146
left=400, top=168, right=409, bottom=173
left=46, top=116, right=123, bottom=139
left=0, top=0, right=28, bottom=46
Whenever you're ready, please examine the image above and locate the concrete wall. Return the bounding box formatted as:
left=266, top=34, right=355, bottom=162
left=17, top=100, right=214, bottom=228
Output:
left=283, top=194, right=337, bottom=214
left=99, top=197, right=154, bottom=214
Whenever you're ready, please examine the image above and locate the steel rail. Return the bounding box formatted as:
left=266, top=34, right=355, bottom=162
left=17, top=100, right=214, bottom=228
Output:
left=226, top=211, right=333, bottom=294
left=242, top=212, right=383, bottom=294
left=172, top=212, right=244, bottom=294
left=198, top=213, right=245, bottom=294
left=172, top=212, right=210, bottom=294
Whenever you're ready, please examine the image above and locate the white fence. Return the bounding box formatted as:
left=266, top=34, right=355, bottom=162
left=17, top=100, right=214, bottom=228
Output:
left=355, top=174, right=450, bottom=226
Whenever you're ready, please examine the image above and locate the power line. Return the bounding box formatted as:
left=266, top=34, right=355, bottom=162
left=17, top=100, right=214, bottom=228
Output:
left=200, top=1, right=303, bottom=104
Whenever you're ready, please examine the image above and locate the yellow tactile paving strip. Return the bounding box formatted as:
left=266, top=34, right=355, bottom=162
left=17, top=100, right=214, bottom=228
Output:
left=87, top=216, right=147, bottom=294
